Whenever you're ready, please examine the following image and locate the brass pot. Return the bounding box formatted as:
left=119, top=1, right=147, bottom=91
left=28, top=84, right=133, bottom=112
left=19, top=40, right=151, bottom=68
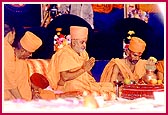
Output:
left=142, top=69, right=157, bottom=84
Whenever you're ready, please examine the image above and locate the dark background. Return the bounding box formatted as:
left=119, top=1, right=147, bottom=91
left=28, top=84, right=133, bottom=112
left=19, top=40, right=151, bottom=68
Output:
left=4, top=4, right=164, bottom=61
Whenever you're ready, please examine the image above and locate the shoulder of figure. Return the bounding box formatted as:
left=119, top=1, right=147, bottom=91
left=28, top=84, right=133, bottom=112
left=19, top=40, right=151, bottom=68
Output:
left=139, top=59, right=147, bottom=62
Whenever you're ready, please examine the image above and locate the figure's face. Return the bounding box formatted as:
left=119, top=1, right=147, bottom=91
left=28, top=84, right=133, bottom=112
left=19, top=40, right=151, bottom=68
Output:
left=127, top=49, right=142, bottom=65
left=15, top=43, right=32, bottom=59
left=18, top=48, right=32, bottom=59
left=71, top=39, right=87, bottom=54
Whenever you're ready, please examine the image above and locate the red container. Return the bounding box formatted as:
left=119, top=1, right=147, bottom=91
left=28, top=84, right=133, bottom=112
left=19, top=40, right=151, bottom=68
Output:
left=121, top=84, right=164, bottom=100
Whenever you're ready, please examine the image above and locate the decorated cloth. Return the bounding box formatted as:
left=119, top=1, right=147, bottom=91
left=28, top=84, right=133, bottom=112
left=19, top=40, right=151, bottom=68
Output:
left=70, top=26, right=88, bottom=40
left=4, top=32, right=32, bottom=101
left=26, top=59, right=50, bottom=78
left=100, top=58, right=147, bottom=82
left=20, top=31, right=42, bottom=52
left=129, top=37, right=146, bottom=53
left=47, top=45, right=113, bottom=93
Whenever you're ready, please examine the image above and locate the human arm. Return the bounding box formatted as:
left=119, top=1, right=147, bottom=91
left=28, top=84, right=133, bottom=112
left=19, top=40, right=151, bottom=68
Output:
left=110, top=64, right=123, bottom=93
left=110, top=64, right=120, bottom=82
left=60, top=68, right=85, bottom=82
left=60, top=57, right=95, bottom=81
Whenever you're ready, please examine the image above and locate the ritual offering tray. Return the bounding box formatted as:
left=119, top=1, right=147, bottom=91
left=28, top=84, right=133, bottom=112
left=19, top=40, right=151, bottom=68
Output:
left=121, top=84, right=164, bottom=100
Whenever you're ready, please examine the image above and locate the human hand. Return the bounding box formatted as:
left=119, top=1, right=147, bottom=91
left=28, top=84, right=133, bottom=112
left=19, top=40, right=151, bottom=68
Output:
left=82, top=57, right=95, bottom=72
left=32, top=88, right=41, bottom=100
left=32, top=90, right=41, bottom=100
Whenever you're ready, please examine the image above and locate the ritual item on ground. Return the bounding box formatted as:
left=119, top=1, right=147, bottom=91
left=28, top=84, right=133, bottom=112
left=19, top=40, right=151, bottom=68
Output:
left=121, top=84, right=164, bottom=100
left=114, top=80, right=123, bottom=98
left=142, top=56, right=157, bottom=84
left=83, top=95, right=99, bottom=108
left=120, top=56, right=164, bottom=100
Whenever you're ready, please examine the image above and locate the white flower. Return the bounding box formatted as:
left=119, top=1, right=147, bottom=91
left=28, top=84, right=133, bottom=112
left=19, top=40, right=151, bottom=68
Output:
left=54, top=35, right=59, bottom=39
left=149, top=56, right=157, bottom=63
left=128, top=30, right=135, bottom=35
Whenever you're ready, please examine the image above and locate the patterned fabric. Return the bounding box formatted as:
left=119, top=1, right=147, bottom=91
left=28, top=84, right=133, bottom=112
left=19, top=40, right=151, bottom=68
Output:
left=26, top=59, right=50, bottom=77
left=59, top=4, right=94, bottom=28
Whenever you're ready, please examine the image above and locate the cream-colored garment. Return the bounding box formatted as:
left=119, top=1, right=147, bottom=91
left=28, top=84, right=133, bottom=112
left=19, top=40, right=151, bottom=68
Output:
left=4, top=34, right=32, bottom=101
left=4, top=31, right=15, bottom=45
left=100, top=58, right=147, bottom=82
left=47, top=45, right=113, bottom=93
